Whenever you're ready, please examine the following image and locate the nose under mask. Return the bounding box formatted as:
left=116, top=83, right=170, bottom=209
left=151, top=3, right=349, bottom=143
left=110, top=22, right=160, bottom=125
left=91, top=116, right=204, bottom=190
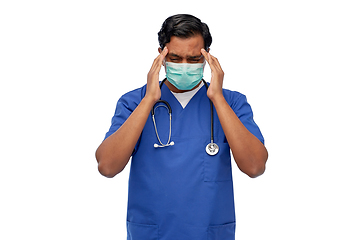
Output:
left=165, top=61, right=205, bottom=90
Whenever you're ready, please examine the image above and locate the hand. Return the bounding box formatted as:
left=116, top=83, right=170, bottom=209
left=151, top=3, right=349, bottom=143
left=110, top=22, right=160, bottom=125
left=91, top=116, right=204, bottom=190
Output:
left=146, top=47, right=168, bottom=102
left=201, top=49, right=224, bottom=101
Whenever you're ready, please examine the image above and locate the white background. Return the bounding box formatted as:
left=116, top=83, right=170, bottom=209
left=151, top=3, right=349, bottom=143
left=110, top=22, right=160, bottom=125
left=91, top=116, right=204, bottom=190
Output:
left=1, top=0, right=359, bottom=239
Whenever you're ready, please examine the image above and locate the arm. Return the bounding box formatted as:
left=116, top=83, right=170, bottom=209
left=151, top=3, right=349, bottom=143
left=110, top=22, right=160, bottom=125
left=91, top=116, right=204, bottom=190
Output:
left=212, top=96, right=268, bottom=178
left=201, top=49, right=268, bottom=178
left=95, top=47, right=169, bottom=178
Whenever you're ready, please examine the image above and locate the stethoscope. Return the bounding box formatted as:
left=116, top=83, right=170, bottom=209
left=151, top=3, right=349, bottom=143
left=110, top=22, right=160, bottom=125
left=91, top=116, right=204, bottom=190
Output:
left=151, top=78, right=219, bottom=156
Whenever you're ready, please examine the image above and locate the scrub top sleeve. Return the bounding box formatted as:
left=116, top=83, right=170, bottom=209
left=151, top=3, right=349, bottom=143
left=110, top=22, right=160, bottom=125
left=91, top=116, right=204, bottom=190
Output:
left=103, top=87, right=145, bottom=154
left=229, top=92, right=265, bottom=144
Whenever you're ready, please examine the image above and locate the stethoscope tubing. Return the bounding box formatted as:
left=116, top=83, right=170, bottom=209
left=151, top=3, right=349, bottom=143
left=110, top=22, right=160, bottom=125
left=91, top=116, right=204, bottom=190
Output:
left=152, top=79, right=213, bottom=141
left=152, top=78, right=218, bottom=155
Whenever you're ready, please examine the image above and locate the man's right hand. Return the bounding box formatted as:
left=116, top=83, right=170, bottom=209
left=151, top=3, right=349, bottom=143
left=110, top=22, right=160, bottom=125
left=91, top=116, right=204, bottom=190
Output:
left=96, top=47, right=169, bottom=178
left=146, top=46, right=168, bottom=103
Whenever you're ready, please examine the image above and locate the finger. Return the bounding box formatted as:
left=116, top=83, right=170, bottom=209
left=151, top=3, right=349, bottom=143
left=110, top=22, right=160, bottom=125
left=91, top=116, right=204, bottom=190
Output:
left=204, top=51, right=222, bottom=72
left=160, top=47, right=168, bottom=66
left=210, top=54, right=222, bottom=71
left=150, top=57, right=161, bottom=73
left=201, top=48, right=210, bottom=63
left=160, top=46, right=168, bottom=60
left=151, top=48, right=168, bottom=72
left=156, top=47, right=168, bottom=65
left=201, top=48, right=216, bottom=72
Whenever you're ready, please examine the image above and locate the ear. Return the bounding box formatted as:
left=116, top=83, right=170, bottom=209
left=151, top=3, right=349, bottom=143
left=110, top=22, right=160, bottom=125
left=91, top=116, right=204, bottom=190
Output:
left=207, top=47, right=210, bottom=53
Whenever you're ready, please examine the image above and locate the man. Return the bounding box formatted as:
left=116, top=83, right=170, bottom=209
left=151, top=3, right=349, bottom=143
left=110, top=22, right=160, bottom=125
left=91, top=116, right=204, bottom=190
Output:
left=96, top=14, right=268, bottom=240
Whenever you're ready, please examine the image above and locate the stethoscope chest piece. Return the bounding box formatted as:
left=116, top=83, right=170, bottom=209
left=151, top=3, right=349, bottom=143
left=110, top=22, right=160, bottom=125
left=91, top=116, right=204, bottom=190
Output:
left=206, top=142, right=219, bottom=156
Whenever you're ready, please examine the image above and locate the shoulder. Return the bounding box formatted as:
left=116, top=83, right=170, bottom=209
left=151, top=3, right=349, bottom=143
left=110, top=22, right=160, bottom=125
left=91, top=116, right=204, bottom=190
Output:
left=222, top=88, right=247, bottom=107
left=104, top=84, right=148, bottom=140
left=121, top=84, right=147, bottom=101
left=116, top=84, right=147, bottom=110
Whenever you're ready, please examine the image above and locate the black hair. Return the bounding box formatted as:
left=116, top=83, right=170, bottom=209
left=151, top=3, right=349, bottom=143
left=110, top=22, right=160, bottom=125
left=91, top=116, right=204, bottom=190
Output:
left=158, top=14, right=212, bottom=51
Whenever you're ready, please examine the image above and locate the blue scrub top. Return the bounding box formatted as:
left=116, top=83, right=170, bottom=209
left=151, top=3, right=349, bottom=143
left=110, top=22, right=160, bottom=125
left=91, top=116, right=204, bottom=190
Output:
left=104, top=82, right=264, bottom=240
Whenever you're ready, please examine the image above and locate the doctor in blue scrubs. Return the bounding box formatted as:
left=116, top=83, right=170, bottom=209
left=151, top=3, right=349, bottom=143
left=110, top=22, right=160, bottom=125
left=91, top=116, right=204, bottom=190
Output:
left=96, top=14, right=268, bottom=240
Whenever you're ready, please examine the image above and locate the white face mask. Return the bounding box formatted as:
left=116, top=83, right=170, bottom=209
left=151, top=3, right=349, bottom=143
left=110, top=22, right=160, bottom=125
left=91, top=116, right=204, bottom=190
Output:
left=165, top=61, right=205, bottom=90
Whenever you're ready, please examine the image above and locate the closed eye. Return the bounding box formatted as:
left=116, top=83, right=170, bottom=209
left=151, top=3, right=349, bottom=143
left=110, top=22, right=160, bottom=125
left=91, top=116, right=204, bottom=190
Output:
left=189, top=59, right=201, bottom=62
left=188, top=55, right=203, bottom=63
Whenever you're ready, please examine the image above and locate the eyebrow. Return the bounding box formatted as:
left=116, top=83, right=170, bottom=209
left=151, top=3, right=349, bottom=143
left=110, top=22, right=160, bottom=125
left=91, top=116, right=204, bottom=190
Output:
left=168, top=53, right=202, bottom=59
left=169, top=53, right=181, bottom=58
left=188, top=55, right=202, bottom=59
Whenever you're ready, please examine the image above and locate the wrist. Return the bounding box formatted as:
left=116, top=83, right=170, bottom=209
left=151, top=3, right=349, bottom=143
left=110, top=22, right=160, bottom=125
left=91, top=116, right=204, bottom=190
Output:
left=209, top=93, right=226, bottom=107
left=208, top=91, right=224, bottom=103
left=143, top=94, right=159, bottom=106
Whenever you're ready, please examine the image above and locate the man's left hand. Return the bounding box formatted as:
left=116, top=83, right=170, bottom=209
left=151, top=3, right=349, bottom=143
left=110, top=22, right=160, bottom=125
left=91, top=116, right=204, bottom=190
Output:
left=201, top=48, right=224, bottom=101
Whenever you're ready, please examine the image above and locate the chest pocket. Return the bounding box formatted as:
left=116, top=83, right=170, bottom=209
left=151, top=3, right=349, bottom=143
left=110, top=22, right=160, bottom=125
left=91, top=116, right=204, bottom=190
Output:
left=202, top=142, right=232, bottom=182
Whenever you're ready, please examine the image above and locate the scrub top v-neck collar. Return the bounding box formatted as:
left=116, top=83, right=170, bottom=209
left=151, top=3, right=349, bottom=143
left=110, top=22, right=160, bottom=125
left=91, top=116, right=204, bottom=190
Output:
left=170, top=81, right=204, bottom=109
left=160, top=81, right=207, bottom=116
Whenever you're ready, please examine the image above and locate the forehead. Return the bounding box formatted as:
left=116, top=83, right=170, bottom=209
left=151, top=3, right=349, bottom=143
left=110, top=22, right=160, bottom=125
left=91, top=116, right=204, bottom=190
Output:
left=166, top=34, right=204, bottom=56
